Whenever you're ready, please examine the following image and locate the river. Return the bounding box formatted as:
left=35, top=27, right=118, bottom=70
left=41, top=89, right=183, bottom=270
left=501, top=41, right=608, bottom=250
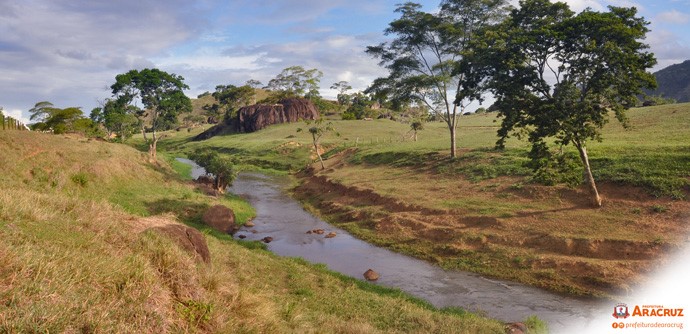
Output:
left=178, top=158, right=602, bottom=332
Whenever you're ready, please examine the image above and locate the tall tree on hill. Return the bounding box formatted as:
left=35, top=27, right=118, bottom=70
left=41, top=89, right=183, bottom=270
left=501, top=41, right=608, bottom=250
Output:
left=367, top=0, right=509, bottom=158
left=483, top=0, right=656, bottom=207
left=110, top=68, right=191, bottom=159
left=266, top=66, right=323, bottom=99
left=331, top=81, right=353, bottom=105
left=211, top=84, right=255, bottom=120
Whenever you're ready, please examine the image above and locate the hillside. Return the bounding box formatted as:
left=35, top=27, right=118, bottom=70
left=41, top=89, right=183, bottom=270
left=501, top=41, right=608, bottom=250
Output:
left=648, top=60, right=690, bottom=102
left=0, top=131, right=508, bottom=333
left=156, top=102, right=690, bottom=297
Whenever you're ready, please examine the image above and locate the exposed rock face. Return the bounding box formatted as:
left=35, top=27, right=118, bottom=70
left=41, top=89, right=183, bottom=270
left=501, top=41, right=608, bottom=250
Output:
left=149, top=224, right=211, bottom=263
left=237, top=98, right=319, bottom=133
left=202, top=205, right=238, bottom=234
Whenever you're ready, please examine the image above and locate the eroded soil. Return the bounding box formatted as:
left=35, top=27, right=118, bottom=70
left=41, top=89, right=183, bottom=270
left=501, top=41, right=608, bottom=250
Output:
left=293, top=150, right=690, bottom=297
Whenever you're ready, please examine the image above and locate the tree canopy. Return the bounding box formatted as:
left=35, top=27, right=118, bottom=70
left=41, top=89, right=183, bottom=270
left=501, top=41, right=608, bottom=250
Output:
left=266, top=66, right=323, bottom=99
left=110, top=68, right=191, bottom=159
left=367, top=0, right=509, bottom=158
left=482, top=0, right=657, bottom=206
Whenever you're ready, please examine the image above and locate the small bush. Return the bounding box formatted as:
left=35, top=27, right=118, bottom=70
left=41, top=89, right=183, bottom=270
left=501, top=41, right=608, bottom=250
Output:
left=70, top=172, right=89, bottom=187
left=651, top=205, right=668, bottom=213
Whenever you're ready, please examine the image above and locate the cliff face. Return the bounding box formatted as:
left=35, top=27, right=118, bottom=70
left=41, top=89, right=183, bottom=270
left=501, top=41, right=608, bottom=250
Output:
left=237, top=98, right=319, bottom=133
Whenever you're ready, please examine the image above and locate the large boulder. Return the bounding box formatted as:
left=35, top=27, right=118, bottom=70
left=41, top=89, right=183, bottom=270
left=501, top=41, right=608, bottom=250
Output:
left=202, top=205, right=238, bottom=234
left=148, top=224, right=211, bottom=263
left=237, top=98, right=319, bottom=133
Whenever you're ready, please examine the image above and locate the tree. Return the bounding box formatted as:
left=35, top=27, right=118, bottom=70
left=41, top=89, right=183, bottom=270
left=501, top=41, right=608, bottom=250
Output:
left=28, top=101, right=88, bottom=134
left=331, top=81, right=353, bottom=105
left=92, top=98, right=140, bottom=141
left=297, top=118, right=337, bottom=170
left=245, top=79, right=262, bottom=89
left=367, top=0, right=508, bottom=158
left=211, top=84, right=255, bottom=120
left=188, top=149, right=236, bottom=194
left=410, top=120, right=424, bottom=141
left=266, top=66, right=323, bottom=99
left=485, top=0, right=656, bottom=207
left=110, top=68, right=191, bottom=159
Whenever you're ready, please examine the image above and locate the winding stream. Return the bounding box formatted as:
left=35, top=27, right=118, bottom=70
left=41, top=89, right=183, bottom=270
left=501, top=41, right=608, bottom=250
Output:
left=179, top=158, right=601, bottom=332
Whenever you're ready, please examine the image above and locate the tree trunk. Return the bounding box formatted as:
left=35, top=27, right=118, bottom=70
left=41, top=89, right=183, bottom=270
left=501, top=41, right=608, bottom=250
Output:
left=413, top=131, right=418, bottom=142
left=149, top=130, right=158, bottom=160
left=575, top=143, right=602, bottom=207
left=314, top=141, right=325, bottom=170
left=449, top=126, right=457, bottom=158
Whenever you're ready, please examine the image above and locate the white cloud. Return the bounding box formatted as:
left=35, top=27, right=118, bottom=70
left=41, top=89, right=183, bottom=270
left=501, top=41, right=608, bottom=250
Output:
left=4, top=109, right=31, bottom=125
left=656, top=9, right=690, bottom=24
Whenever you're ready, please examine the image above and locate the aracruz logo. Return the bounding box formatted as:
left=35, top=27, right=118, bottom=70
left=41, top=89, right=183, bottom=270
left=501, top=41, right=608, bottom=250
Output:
left=613, top=303, right=631, bottom=319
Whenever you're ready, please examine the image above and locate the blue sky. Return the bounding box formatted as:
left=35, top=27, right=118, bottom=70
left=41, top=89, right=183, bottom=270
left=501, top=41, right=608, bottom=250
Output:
left=1, top=0, right=689, bottom=122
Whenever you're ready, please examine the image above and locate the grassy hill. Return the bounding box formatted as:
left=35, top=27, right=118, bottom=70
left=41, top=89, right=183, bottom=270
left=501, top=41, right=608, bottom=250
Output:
left=0, top=130, right=511, bottom=333
left=647, top=60, right=690, bottom=102
left=154, top=102, right=690, bottom=297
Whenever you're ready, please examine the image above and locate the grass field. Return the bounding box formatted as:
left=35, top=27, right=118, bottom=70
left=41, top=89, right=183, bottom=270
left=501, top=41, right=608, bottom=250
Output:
left=0, top=130, right=518, bottom=333
left=151, top=102, right=690, bottom=298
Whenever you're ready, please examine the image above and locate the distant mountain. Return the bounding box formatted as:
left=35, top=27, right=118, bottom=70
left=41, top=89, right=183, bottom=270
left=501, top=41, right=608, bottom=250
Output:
left=647, top=60, right=690, bottom=103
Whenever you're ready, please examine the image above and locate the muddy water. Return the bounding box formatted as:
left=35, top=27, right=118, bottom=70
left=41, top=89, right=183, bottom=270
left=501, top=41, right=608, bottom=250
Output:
left=179, top=158, right=600, bottom=332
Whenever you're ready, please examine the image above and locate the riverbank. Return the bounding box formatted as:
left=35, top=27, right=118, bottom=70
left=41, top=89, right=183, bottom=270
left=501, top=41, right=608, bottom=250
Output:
left=0, top=130, right=513, bottom=333
left=152, top=103, right=690, bottom=299
left=292, top=152, right=689, bottom=298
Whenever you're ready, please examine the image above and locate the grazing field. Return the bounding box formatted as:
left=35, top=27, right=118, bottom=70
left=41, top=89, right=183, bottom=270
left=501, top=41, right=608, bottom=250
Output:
left=159, top=102, right=690, bottom=297
left=0, top=131, right=509, bottom=333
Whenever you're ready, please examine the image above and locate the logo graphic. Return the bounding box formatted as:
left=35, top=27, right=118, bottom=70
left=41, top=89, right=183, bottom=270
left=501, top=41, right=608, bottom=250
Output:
left=613, top=303, right=631, bottom=319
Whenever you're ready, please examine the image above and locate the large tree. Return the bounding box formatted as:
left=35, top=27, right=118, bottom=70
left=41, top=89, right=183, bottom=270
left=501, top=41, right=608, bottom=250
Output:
left=91, top=98, right=140, bottom=141
left=485, top=0, right=656, bottom=207
left=28, top=101, right=88, bottom=134
left=367, top=0, right=508, bottom=158
left=110, top=68, right=191, bottom=159
left=211, top=84, right=255, bottom=120
left=266, top=66, right=323, bottom=99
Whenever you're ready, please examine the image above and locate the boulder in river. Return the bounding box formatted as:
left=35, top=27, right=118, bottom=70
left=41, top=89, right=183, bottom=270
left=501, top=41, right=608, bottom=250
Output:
left=325, top=232, right=337, bottom=238
left=202, top=205, right=238, bottom=235
left=363, top=269, right=380, bottom=281
left=262, top=236, right=274, bottom=243
left=244, top=220, right=255, bottom=227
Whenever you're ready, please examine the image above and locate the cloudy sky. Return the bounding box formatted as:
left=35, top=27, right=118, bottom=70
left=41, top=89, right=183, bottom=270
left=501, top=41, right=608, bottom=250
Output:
left=1, top=0, right=689, bottom=123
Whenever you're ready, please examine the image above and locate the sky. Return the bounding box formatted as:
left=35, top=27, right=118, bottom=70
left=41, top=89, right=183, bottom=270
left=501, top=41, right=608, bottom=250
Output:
left=1, top=0, right=689, bottom=123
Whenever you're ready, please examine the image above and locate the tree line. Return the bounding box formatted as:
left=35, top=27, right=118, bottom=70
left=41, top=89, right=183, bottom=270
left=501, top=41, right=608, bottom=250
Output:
left=366, top=0, right=656, bottom=207
left=16, top=0, right=656, bottom=207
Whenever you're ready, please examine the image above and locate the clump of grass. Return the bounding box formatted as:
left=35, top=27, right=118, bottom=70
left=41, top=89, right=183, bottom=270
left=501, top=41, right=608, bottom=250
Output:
left=651, top=204, right=668, bottom=213
left=524, top=315, right=549, bottom=334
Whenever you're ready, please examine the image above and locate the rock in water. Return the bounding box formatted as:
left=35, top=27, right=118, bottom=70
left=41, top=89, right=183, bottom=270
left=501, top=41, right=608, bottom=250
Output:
left=202, top=205, right=238, bottom=235
left=244, top=220, right=255, bottom=227
left=262, top=236, right=274, bottom=243
left=325, top=232, right=337, bottom=238
left=363, top=269, right=379, bottom=281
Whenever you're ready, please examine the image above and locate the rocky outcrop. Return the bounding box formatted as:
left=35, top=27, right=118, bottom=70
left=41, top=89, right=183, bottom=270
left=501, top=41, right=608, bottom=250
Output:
left=149, top=224, right=211, bottom=264
left=202, top=205, right=238, bottom=234
left=237, top=98, right=319, bottom=133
